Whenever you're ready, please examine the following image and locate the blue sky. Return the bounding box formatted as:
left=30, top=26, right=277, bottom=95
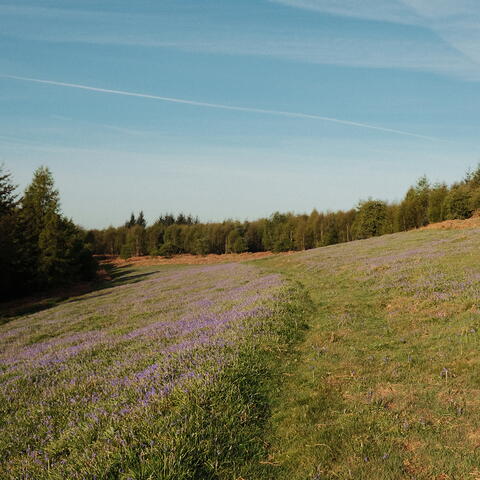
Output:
left=1, top=0, right=479, bottom=228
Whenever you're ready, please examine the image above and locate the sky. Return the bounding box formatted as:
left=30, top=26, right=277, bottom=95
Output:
left=1, top=0, right=479, bottom=228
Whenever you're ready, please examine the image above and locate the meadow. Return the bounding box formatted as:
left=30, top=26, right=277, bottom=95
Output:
left=2, top=226, right=480, bottom=479
left=0, top=263, right=305, bottom=479
left=262, top=227, right=480, bottom=479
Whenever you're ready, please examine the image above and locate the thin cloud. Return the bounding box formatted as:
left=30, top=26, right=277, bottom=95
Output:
left=271, top=0, right=480, bottom=70
left=402, top=0, right=480, bottom=67
left=270, top=0, right=420, bottom=25
left=0, top=74, right=437, bottom=141
left=1, top=4, right=479, bottom=80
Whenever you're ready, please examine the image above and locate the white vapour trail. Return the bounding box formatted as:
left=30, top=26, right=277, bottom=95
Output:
left=0, top=74, right=437, bottom=140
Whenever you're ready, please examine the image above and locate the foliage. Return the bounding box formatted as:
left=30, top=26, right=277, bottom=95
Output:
left=88, top=165, right=480, bottom=259
left=444, top=184, right=473, bottom=219
left=353, top=199, right=389, bottom=239
left=0, top=164, right=17, bottom=216
left=0, top=166, right=20, bottom=299
left=5, top=163, right=480, bottom=300
left=397, top=176, right=430, bottom=230
left=0, top=166, right=96, bottom=300
left=428, top=183, right=449, bottom=223
left=157, top=241, right=177, bottom=258
left=226, top=228, right=247, bottom=253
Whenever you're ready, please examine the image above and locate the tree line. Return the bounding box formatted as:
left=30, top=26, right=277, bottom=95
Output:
left=3, top=164, right=480, bottom=301
left=88, top=166, right=480, bottom=259
left=0, top=166, right=96, bottom=301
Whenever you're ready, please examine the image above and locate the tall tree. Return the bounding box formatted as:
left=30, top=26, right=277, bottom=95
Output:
left=0, top=165, right=19, bottom=299
left=428, top=183, right=448, bottom=223
left=136, top=211, right=147, bottom=228
left=16, top=166, right=96, bottom=291
left=20, top=166, right=60, bottom=238
left=0, top=165, right=17, bottom=215
left=16, top=167, right=60, bottom=287
left=444, top=185, right=472, bottom=220
left=353, top=199, right=388, bottom=239
left=226, top=228, right=247, bottom=253
left=126, top=213, right=136, bottom=228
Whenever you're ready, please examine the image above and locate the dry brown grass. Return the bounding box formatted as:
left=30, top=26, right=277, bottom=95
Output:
left=421, top=215, right=480, bottom=230
left=99, top=251, right=292, bottom=267
left=467, top=430, right=480, bottom=448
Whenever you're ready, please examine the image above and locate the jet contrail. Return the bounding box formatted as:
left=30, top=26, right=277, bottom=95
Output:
left=0, top=74, right=437, bottom=141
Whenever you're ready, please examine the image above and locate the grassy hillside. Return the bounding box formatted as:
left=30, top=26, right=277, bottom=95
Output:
left=2, top=226, right=480, bottom=479
left=261, top=227, right=480, bottom=479
left=0, top=263, right=305, bottom=479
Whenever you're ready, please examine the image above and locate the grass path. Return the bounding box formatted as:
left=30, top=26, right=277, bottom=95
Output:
left=259, top=229, right=480, bottom=479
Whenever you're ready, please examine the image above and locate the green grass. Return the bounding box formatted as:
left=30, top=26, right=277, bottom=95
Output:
left=0, top=263, right=306, bottom=479
left=259, top=228, right=480, bottom=479
left=0, top=264, right=177, bottom=324
left=4, top=228, right=480, bottom=478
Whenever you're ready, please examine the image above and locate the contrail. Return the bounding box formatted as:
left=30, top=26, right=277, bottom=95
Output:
left=0, top=74, right=437, bottom=140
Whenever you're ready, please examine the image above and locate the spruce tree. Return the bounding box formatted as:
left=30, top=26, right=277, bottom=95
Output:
left=20, top=166, right=60, bottom=237
left=0, top=165, right=17, bottom=215
left=16, top=167, right=59, bottom=287
left=136, top=211, right=146, bottom=228
left=17, top=166, right=96, bottom=291
left=0, top=165, right=19, bottom=298
left=126, top=213, right=136, bottom=228
left=38, top=211, right=69, bottom=286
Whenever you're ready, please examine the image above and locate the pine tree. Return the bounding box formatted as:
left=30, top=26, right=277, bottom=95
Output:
left=16, top=167, right=61, bottom=288
left=0, top=165, right=19, bottom=299
left=136, top=211, right=146, bottom=228
left=16, top=166, right=96, bottom=291
left=0, top=164, right=17, bottom=216
left=20, top=166, right=60, bottom=235
left=176, top=213, right=187, bottom=225
left=126, top=213, right=136, bottom=228
left=38, top=215, right=96, bottom=286
left=38, top=211, right=69, bottom=286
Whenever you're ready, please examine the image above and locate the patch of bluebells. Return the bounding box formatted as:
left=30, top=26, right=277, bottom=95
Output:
left=0, top=263, right=284, bottom=477
left=296, top=229, right=480, bottom=308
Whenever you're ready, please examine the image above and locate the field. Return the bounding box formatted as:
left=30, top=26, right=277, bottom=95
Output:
left=0, top=263, right=304, bottom=479
left=263, top=227, right=480, bottom=479
left=2, top=226, right=480, bottom=478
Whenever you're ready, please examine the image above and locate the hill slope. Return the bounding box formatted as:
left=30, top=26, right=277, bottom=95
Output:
left=261, top=227, right=480, bottom=479
left=0, top=263, right=303, bottom=479
left=2, top=227, right=480, bottom=479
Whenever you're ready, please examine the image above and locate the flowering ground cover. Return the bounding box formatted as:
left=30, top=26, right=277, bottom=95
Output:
left=0, top=262, right=304, bottom=479
left=5, top=227, right=479, bottom=480
left=261, top=228, right=480, bottom=479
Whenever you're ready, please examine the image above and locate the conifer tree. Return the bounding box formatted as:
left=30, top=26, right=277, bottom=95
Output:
left=17, top=166, right=96, bottom=291
left=0, top=165, right=17, bottom=215
left=136, top=211, right=146, bottom=228
left=126, top=213, right=136, bottom=228
left=21, top=166, right=60, bottom=233
left=16, top=167, right=60, bottom=288
left=0, top=165, right=19, bottom=298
